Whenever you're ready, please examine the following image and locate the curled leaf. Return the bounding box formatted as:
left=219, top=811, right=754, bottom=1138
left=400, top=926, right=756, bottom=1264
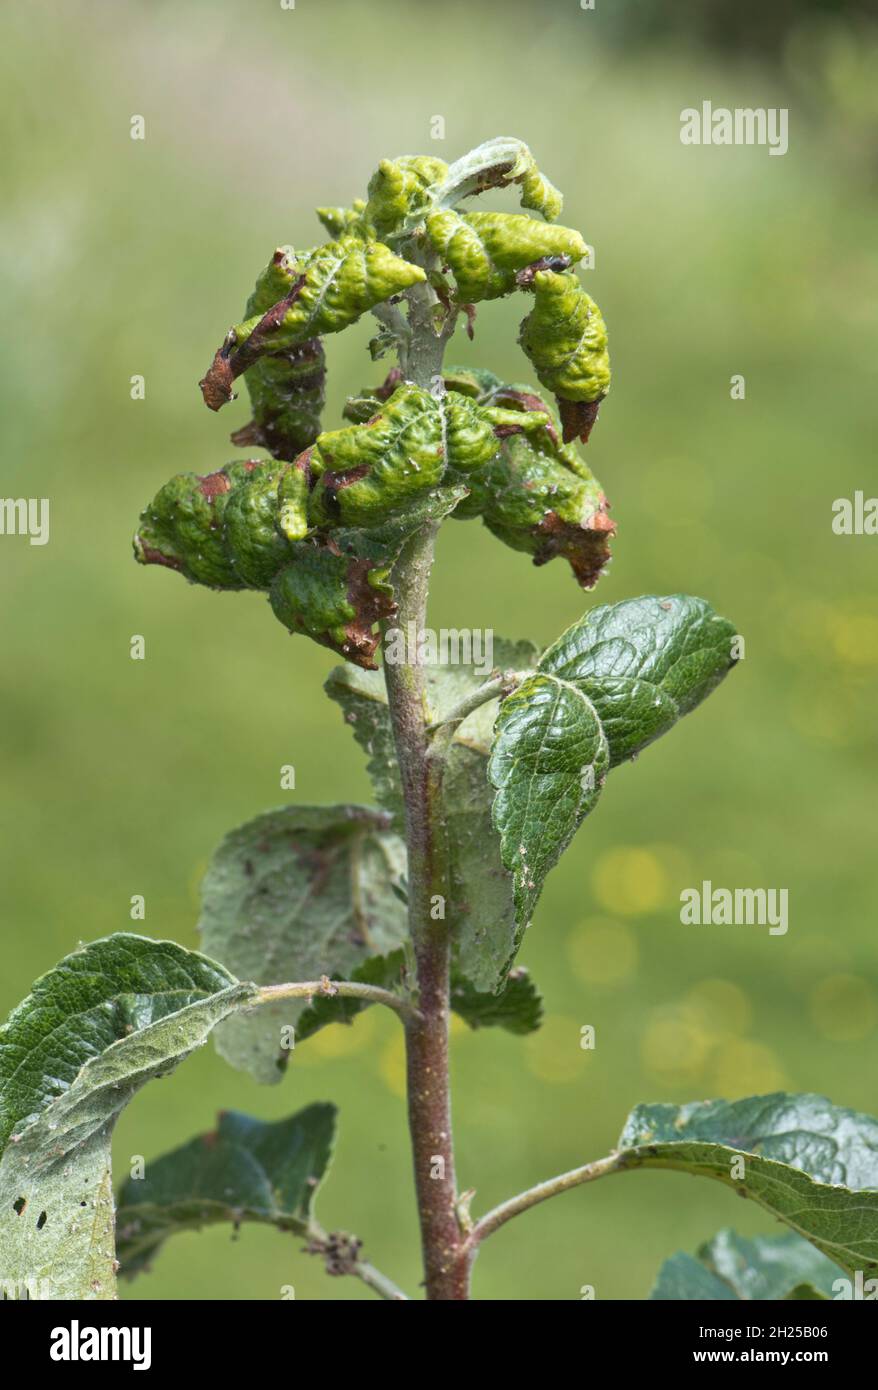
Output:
left=269, top=538, right=397, bottom=669
left=424, top=209, right=586, bottom=303
left=200, top=238, right=425, bottom=411
left=436, top=137, right=563, bottom=221
left=364, top=155, right=448, bottom=237
left=307, top=383, right=543, bottom=530
left=443, top=369, right=614, bottom=586
left=133, top=460, right=265, bottom=590
left=518, top=269, right=610, bottom=442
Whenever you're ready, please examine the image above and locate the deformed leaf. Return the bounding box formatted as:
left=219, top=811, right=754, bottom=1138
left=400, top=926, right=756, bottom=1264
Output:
left=133, top=459, right=269, bottom=590
left=650, top=1229, right=842, bottom=1302
left=197, top=804, right=408, bottom=1084
left=200, top=237, right=425, bottom=411
left=305, top=382, right=545, bottom=531
left=436, top=137, right=564, bottom=221
left=424, top=209, right=586, bottom=303
left=518, top=269, right=610, bottom=443
left=270, top=483, right=467, bottom=668
left=0, top=934, right=256, bottom=1299
left=489, top=595, right=737, bottom=927
left=364, top=155, right=448, bottom=237
left=441, top=368, right=615, bottom=588
left=116, top=1104, right=336, bottom=1278
left=618, top=1093, right=878, bottom=1276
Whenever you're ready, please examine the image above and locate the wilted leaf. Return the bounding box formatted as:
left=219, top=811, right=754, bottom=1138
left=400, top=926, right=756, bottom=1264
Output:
left=0, top=935, right=255, bottom=1299
left=197, top=805, right=408, bottom=1083
left=116, top=1104, right=336, bottom=1278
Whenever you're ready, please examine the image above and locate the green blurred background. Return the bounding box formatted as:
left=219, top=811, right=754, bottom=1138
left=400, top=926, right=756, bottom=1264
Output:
left=1, top=0, right=876, bottom=1301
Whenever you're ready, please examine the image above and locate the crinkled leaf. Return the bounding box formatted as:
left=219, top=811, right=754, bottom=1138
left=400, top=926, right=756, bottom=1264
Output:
left=364, top=155, right=448, bottom=238
left=489, top=595, right=737, bottom=927
left=116, top=1104, right=336, bottom=1279
left=539, top=595, right=739, bottom=767
left=306, top=382, right=545, bottom=530
left=197, top=805, right=408, bottom=1084
left=650, top=1229, right=841, bottom=1302
left=618, top=1094, right=878, bottom=1277
left=518, top=269, right=610, bottom=442
left=444, top=370, right=615, bottom=587
left=424, top=209, right=586, bottom=303
left=200, top=237, right=425, bottom=411
left=0, top=935, right=255, bottom=1300
left=270, top=484, right=466, bottom=669
left=436, top=137, right=563, bottom=221
left=134, top=459, right=273, bottom=591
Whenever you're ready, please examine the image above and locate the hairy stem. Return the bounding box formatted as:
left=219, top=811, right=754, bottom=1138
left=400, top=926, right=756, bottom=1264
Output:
left=426, top=669, right=522, bottom=762
left=382, top=521, right=468, bottom=1300
left=255, top=978, right=416, bottom=1023
left=463, top=1153, right=623, bottom=1257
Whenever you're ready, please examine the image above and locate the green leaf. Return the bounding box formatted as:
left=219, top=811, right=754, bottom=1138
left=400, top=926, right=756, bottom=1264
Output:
left=489, top=595, right=737, bottom=927
left=0, top=934, right=256, bottom=1299
left=134, top=459, right=276, bottom=591
left=444, top=370, right=615, bottom=587
left=116, top=1104, right=336, bottom=1279
left=270, top=484, right=466, bottom=669
left=424, top=209, right=587, bottom=303
left=651, top=1229, right=842, bottom=1301
left=436, top=137, right=564, bottom=221
left=306, top=382, right=545, bottom=531
left=325, top=639, right=541, bottom=991
left=539, top=595, right=739, bottom=767
left=197, top=805, right=408, bottom=1084
left=200, top=237, right=425, bottom=412
left=518, top=269, right=610, bottom=443
left=489, top=672, right=609, bottom=926
left=618, top=1093, right=878, bottom=1277
left=294, top=951, right=408, bottom=1044
left=450, top=968, right=543, bottom=1035
left=363, top=155, right=448, bottom=238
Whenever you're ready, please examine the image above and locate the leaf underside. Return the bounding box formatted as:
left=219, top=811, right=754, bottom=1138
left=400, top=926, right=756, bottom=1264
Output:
left=116, top=1104, right=336, bottom=1279
left=0, top=935, right=255, bottom=1299
left=197, top=804, right=409, bottom=1084
left=618, top=1093, right=878, bottom=1277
